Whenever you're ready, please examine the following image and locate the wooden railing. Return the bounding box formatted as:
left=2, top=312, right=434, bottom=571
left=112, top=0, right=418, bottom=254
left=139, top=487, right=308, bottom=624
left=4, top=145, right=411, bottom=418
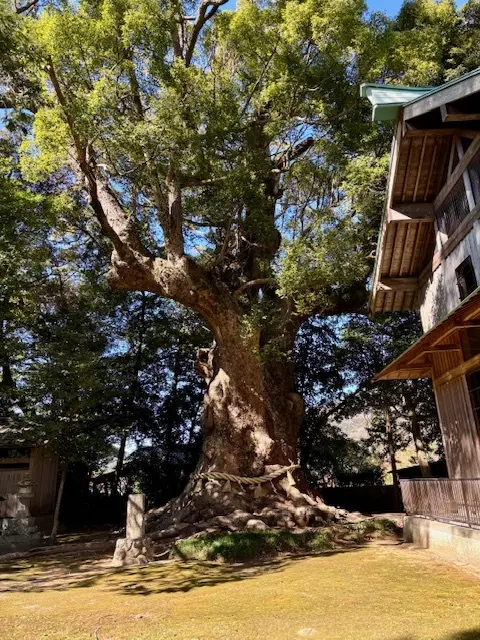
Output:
left=400, top=478, right=480, bottom=528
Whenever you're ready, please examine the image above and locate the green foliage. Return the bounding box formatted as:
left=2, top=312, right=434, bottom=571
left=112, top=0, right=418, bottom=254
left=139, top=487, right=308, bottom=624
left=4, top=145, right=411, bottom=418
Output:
left=8, top=0, right=394, bottom=328
left=339, top=312, right=443, bottom=467
left=173, top=519, right=399, bottom=562
left=5, top=0, right=475, bottom=361
left=388, top=0, right=458, bottom=85
left=0, top=0, right=40, bottom=116
left=295, top=312, right=442, bottom=486
left=20, top=106, right=70, bottom=181
left=3, top=0, right=478, bottom=343
left=447, top=0, right=480, bottom=78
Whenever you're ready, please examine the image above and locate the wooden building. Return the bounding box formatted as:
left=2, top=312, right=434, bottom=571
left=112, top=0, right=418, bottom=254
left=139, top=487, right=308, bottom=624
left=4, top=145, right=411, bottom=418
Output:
left=0, top=417, right=58, bottom=517
left=361, top=68, right=480, bottom=478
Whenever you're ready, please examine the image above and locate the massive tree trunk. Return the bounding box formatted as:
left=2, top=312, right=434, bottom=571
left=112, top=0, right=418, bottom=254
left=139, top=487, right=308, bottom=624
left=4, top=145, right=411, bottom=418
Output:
left=199, top=346, right=300, bottom=479
left=148, top=325, right=339, bottom=533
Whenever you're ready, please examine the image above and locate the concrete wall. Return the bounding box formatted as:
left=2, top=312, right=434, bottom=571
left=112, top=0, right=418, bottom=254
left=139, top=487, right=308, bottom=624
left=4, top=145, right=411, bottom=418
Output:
left=418, top=220, right=480, bottom=332
left=405, top=515, right=480, bottom=569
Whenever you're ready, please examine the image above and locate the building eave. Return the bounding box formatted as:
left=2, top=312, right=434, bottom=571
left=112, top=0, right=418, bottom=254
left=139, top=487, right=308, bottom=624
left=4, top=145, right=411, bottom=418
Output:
left=362, top=69, right=480, bottom=314
left=359, top=83, right=433, bottom=122
left=374, top=288, right=480, bottom=381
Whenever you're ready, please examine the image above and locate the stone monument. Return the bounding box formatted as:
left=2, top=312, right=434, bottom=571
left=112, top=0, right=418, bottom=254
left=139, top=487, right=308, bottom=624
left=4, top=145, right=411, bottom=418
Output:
left=112, top=493, right=154, bottom=567
left=0, top=472, right=40, bottom=554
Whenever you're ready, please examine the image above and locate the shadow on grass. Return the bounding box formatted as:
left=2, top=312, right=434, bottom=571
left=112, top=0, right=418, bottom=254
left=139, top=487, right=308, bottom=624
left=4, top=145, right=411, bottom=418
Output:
left=107, top=547, right=365, bottom=597
left=0, top=545, right=363, bottom=595
left=393, top=630, right=480, bottom=640
left=0, top=548, right=113, bottom=592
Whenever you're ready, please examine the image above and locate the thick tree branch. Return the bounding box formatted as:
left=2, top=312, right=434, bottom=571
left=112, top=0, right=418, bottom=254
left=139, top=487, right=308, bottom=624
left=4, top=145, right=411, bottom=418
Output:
left=293, top=284, right=369, bottom=330
left=48, top=62, right=151, bottom=268
left=208, top=209, right=238, bottom=269
left=15, top=0, right=39, bottom=13
left=274, top=137, right=315, bottom=173
left=124, top=53, right=184, bottom=259
left=233, top=278, right=277, bottom=298
left=184, top=0, right=229, bottom=66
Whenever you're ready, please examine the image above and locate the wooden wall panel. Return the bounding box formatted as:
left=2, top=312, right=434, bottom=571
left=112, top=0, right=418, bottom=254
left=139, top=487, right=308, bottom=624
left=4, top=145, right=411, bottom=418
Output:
left=435, top=375, right=480, bottom=477
left=432, top=348, right=462, bottom=379
left=29, top=446, right=58, bottom=516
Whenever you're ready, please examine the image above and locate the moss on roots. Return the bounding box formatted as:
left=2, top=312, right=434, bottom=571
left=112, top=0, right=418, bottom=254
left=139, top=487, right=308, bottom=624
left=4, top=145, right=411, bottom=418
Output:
left=171, top=518, right=401, bottom=563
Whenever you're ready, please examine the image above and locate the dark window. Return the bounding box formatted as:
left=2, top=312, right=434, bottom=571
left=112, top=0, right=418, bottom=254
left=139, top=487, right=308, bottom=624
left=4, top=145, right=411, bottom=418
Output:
left=456, top=255, right=477, bottom=301
left=467, top=369, right=480, bottom=430
left=0, top=447, right=30, bottom=460
left=436, top=180, right=470, bottom=236
left=461, top=137, right=473, bottom=154
left=461, top=329, right=480, bottom=361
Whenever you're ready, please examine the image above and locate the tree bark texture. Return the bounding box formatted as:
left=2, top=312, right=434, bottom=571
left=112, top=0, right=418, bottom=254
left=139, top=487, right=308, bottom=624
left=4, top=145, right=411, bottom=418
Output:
left=385, top=409, right=401, bottom=512
left=147, top=331, right=343, bottom=532
left=50, top=462, right=68, bottom=545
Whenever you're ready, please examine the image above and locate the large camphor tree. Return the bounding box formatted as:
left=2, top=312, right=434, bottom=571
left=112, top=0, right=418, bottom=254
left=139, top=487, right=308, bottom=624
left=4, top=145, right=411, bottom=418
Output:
left=5, top=0, right=470, bottom=528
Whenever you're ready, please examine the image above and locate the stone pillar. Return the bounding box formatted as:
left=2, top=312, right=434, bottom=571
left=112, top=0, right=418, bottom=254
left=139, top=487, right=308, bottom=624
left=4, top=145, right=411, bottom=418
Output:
left=0, top=473, right=40, bottom=553
left=112, top=494, right=153, bottom=567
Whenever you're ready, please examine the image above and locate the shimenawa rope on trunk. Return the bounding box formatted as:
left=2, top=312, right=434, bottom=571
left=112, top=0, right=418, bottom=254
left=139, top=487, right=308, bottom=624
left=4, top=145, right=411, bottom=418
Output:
left=192, top=464, right=300, bottom=497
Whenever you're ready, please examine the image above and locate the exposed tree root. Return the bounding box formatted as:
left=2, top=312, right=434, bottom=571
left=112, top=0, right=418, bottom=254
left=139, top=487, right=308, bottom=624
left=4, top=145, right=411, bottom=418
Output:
left=146, top=474, right=358, bottom=544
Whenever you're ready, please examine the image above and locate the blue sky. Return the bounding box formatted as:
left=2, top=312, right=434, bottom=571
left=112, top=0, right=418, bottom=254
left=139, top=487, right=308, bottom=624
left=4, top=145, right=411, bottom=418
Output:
left=224, top=1, right=460, bottom=18
left=368, top=0, right=404, bottom=15
left=222, top=1, right=419, bottom=18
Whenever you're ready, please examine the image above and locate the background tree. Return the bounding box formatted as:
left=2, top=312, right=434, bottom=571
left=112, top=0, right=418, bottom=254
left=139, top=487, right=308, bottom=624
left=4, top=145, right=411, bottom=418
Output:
left=340, top=313, right=442, bottom=481
left=106, top=300, right=209, bottom=505
left=23, top=285, right=117, bottom=541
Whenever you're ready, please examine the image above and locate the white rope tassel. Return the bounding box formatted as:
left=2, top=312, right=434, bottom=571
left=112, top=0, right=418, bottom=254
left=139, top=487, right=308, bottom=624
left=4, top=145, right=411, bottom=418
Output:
left=254, top=484, right=265, bottom=498
left=223, top=479, right=232, bottom=493
left=286, top=470, right=296, bottom=487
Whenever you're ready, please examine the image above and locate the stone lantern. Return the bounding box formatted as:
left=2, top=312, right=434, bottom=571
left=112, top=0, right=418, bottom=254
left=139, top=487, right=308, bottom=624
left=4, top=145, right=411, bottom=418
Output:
left=16, top=471, right=34, bottom=518
left=0, top=471, right=40, bottom=546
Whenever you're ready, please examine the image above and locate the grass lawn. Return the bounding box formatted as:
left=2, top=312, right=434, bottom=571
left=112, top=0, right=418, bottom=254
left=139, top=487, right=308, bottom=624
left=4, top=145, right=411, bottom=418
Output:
left=1, top=541, right=480, bottom=640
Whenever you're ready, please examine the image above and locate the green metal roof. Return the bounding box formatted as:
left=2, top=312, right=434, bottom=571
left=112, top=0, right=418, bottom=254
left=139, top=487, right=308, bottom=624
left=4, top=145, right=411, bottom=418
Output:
left=403, top=67, right=480, bottom=109
left=361, top=68, right=480, bottom=122
left=360, top=83, right=433, bottom=121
